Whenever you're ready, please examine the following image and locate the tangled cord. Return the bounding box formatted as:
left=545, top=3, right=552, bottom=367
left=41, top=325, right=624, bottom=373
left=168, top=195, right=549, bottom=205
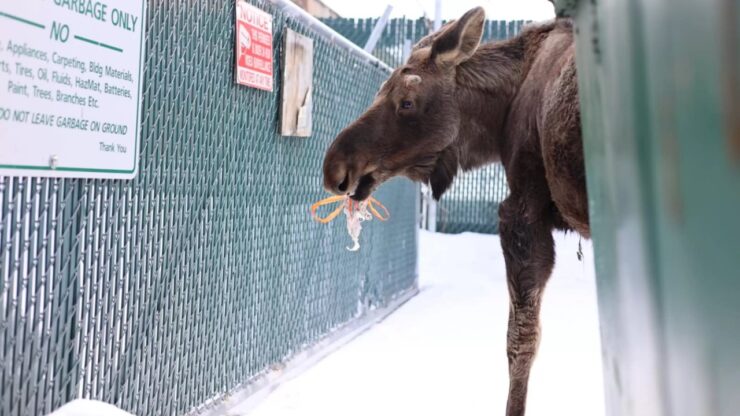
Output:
left=311, top=195, right=390, bottom=251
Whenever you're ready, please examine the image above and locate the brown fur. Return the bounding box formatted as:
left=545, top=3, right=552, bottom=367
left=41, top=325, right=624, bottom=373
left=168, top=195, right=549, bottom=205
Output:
left=323, top=8, right=588, bottom=416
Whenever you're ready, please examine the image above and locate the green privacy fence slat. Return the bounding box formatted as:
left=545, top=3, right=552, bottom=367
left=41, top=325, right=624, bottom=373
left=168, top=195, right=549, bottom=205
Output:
left=322, top=17, right=527, bottom=234
left=0, top=1, right=417, bottom=415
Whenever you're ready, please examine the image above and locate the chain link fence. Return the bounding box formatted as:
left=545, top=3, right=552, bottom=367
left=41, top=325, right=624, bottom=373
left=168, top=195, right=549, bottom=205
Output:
left=0, top=1, right=418, bottom=415
left=323, top=17, right=526, bottom=234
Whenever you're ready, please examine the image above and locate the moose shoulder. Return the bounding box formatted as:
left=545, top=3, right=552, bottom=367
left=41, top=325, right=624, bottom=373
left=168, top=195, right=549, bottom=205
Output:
left=323, top=7, right=588, bottom=416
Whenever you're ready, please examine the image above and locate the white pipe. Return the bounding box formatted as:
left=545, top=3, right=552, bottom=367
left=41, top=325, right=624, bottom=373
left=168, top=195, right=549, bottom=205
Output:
left=265, top=0, right=392, bottom=72
left=428, top=198, right=437, bottom=232
left=434, top=0, right=442, bottom=31
left=364, top=5, right=394, bottom=53
left=402, top=38, right=412, bottom=61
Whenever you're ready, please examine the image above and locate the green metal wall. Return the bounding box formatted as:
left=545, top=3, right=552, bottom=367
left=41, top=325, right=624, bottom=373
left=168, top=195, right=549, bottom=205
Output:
left=323, top=17, right=525, bottom=234
left=560, top=0, right=740, bottom=414
left=0, top=1, right=418, bottom=415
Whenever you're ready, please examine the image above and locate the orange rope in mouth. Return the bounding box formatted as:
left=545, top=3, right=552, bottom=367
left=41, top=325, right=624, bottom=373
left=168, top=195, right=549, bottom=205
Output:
left=366, top=197, right=390, bottom=221
left=310, top=195, right=345, bottom=224
left=310, top=195, right=390, bottom=223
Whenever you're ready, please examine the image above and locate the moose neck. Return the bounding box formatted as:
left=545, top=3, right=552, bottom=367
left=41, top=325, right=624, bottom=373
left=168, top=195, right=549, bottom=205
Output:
left=453, top=35, right=530, bottom=170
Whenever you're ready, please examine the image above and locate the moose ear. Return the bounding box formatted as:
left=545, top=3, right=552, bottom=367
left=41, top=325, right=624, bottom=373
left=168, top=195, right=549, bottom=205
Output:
left=429, top=148, right=460, bottom=200
left=431, top=7, right=485, bottom=66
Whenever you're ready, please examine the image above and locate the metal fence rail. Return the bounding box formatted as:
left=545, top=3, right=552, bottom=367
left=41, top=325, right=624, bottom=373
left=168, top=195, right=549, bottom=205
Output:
left=323, top=17, right=526, bottom=234
left=0, top=1, right=417, bottom=415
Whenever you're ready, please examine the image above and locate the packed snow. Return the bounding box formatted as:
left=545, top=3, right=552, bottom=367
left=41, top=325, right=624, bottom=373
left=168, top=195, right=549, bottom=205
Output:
left=250, top=230, right=605, bottom=416
left=46, top=231, right=604, bottom=416
left=48, top=399, right=136, bottom=416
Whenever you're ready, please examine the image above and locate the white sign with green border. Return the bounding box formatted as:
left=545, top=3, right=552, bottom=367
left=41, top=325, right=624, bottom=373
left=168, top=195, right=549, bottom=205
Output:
left=0, top=0, right=145, bottom=179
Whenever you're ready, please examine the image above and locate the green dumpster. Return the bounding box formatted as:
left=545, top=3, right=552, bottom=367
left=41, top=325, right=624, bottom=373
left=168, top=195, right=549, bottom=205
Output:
left=558, top=0, right=740, bottom=414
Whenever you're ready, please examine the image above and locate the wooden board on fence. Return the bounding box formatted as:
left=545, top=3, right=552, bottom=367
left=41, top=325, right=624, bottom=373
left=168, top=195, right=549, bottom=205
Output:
left=280, top=29, right=314, bottom=137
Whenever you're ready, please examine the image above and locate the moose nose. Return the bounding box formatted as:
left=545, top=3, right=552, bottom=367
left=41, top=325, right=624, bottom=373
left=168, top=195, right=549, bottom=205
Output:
left=323, top=159, right=351, bottom=195
left=336, top=174, right=350, bottom=193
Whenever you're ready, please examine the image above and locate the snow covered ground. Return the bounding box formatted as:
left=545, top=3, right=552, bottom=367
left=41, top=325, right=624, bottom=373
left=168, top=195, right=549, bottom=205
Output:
left=250, top=230, right=605, bottom=416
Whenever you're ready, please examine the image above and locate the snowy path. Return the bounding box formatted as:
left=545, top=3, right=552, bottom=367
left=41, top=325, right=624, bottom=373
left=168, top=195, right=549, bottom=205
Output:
left=250, top=231, right=605, bottom=416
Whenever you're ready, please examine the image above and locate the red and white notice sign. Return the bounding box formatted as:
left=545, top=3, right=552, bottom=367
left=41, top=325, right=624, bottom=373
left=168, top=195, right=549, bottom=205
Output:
left=235, top=1, right=273, bottom=91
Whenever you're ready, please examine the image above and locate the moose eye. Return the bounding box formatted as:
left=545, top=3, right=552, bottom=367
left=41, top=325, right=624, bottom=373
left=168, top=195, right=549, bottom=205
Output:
left=401, top=100, right=413, bottom=110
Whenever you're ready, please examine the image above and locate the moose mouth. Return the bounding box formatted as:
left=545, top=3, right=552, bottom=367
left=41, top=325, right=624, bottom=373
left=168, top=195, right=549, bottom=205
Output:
left=345, top=156, right=438, bottom=202
left=349, top=173, right=376, bottom=201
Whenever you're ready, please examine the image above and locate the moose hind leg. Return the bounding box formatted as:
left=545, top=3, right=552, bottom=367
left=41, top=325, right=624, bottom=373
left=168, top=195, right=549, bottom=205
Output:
left=499, top=199, right=555, bottom=416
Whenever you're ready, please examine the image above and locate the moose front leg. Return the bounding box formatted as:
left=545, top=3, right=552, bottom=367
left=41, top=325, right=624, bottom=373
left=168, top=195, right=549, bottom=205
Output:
left=499, top=198, right=555, bottom=416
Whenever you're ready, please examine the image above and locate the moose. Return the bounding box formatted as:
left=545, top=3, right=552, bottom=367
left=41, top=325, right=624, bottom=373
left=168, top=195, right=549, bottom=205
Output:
left=322, top=6, right=587, bottom=416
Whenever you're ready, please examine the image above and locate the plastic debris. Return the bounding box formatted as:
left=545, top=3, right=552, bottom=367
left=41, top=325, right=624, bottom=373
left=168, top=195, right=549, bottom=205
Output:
left=311, top=195, right=390, bottom=251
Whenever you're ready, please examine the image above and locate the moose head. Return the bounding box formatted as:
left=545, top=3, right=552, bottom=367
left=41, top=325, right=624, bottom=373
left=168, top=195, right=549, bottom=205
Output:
left=322, top=7, right=489, bottom=201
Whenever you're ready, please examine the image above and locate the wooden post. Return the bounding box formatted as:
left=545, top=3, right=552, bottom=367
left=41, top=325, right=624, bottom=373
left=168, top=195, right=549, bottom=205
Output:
left=280, top=28, right=314, bottom=137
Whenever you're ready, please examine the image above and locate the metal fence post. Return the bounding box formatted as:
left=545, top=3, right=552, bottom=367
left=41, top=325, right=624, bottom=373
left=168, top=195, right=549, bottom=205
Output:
left=364, top=5, right=393, bottom=53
